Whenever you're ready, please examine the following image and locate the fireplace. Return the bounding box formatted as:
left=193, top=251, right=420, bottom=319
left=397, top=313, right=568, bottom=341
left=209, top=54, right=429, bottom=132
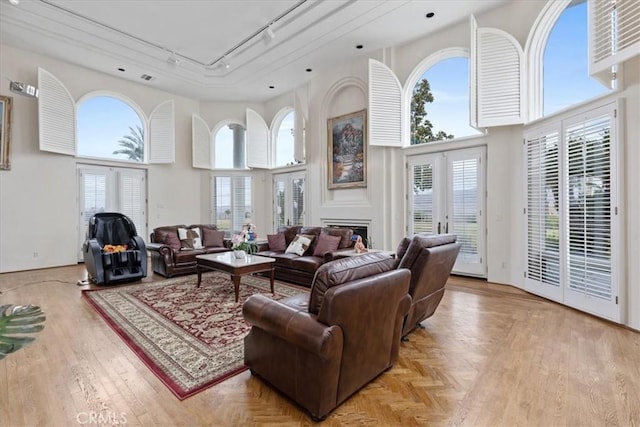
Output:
left=323, top=220, right=371, bottom=248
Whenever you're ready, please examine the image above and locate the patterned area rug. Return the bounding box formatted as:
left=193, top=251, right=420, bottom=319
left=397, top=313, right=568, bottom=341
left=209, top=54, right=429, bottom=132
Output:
left=82, top=272, right=305, bottom=399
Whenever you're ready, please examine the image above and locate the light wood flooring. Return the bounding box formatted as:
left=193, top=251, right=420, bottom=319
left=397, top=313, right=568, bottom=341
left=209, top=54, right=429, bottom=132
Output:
left=1, top=265, right=639, bottom=426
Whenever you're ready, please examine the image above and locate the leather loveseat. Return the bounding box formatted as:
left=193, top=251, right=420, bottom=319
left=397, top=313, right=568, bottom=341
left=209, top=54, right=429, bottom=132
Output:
left=255, top=225, right=354, bottom=287
left=146, top=224, right=229, bottom=277
left=243, top=253, right=411, bottom=421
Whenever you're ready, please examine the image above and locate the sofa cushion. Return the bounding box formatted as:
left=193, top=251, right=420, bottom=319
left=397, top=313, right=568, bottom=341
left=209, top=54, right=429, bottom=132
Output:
left=163, top=231, right=181, bottom=251
left=398, top=234, right=458, bottom=269
left=267, top=232, right=287, bottom=252
left=173, top=248, right=207, bottom=263
left=321, top=227, right=354, bottom=249
left=277, top=226, right=302, bottom=246
left=299, top=227, right=322, bottom=254
left=395, top=237, right=411, bottom=262
left=308, top=253, right=397, bottom=315
left=202, top=228, right=225, bottom=247
left=313, top=233, right=341, bottom=256
left=285, top=234, right=315, bottom=256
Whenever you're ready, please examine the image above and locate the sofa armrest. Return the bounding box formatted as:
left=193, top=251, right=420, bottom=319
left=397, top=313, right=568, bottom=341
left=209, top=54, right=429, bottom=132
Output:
left=243, top=294, right=343, bottom=357
left=146, top=242, right=175, bottom=263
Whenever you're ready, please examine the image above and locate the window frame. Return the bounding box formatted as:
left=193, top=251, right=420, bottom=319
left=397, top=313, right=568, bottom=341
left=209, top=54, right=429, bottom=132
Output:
left=270, top=107, right=295, bottom=168
left=212, top=120, right=247, bottom=170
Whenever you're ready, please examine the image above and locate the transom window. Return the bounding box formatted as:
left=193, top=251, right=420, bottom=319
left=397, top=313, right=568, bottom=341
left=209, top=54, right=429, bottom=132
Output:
left=274, top=109, right=295, bottom=167
left=214, top=123, right=246, bottom=169
left=543, top=0, right=612, bottom=116
left=411, top=56, right=480, bottom=145
left=77, top=95, right=145, bottom=162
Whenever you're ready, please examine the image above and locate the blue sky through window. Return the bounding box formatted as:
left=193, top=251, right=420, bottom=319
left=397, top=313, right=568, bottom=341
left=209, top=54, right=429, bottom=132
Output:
left=77, top=96, right=143, bottom=160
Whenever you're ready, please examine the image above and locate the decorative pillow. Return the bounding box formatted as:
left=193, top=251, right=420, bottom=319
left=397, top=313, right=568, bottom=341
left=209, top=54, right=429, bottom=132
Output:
left=267, top=232, right=287, bottom=252
left=178, top=227, right=204, bottom=250
left=202, top=228, right=225, bottom=247
left=285, top=234, right=315, bottom=256
left=163, top=232, right=181, bottom=251
left=313, top=233, right=341, bottom=257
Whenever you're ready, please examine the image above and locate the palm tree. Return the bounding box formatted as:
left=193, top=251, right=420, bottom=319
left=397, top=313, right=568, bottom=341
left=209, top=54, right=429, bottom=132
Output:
left=113, top=125, right=144, bottom=161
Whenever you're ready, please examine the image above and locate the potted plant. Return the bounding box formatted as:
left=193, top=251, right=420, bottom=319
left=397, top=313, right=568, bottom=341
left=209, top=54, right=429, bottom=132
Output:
left=0, top=304, right=46, bottom=360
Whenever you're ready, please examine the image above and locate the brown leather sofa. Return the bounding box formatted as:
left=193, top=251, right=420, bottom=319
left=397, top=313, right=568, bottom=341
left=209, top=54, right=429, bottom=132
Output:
left=255, top=225, right=354, bottom=287
left=146, top=224, right=229, bottom=277
left=395, top=233, right=461, bottom=338
left=243, top=253, right=411, bottom=421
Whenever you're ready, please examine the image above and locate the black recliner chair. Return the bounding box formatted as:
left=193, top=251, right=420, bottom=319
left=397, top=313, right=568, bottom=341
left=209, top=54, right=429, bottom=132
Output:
left=83, top=212, right=147, bottom=285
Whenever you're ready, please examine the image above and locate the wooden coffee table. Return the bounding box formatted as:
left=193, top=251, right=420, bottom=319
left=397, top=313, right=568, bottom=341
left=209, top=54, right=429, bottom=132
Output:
left=195, top=252, right=276, bottom=302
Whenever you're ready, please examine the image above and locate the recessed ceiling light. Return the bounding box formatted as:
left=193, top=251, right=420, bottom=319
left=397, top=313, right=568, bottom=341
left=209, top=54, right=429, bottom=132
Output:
left=306, top=68, right=312, bottom=72
left=269, top=85, right=275, bottom=89
left=426, top=12, right=435, bottom=18
left=356, top=44, right=363, bottom=49
left=117, top=68, right=125, bottom=72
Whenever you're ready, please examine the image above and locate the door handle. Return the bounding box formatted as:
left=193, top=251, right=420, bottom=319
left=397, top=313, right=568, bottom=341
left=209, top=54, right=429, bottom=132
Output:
left=445, top=222, right=449, bottom=233
left=437, top=222, right=441, bottom=234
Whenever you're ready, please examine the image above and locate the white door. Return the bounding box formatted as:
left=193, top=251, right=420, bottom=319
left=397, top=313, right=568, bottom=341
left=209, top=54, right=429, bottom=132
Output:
left=408, top=147, right=486, bottom=277
left=273, top=171, right=306, bottom=229
left=78, top=165, right=147, bottom=261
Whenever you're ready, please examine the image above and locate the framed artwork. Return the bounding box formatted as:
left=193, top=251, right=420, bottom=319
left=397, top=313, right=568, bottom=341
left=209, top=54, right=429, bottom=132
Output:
left=0, top=95, right=12, bottom=170
left=327, top=109, right=367, bottom=189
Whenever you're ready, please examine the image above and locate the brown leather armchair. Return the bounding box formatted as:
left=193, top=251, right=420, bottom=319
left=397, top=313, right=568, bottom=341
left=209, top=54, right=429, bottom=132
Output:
left=242, top=253, right=411, bottom=421
left=395, top=234, right=461, bottom=339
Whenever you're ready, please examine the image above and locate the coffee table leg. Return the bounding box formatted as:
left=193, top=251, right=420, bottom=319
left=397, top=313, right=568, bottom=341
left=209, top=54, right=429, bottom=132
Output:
left=196, top=266, right=202, bottom=288
left=270, top=267, right=275, bottom=295
left=232, top=274, right=241, bottom=303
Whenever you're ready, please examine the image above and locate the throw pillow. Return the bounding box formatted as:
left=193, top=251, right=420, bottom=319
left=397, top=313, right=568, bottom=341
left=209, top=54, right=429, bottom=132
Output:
left=163, top=232, right=181, bottom=251
left=313, top=233, right=341, bottom=257
left=285, top=234, right=315, bottom=256
left=202, top=228, right=225, bottom=247
left=178, top=227, right=203, bottom=250
left=267, top=232, right=287, bottom=252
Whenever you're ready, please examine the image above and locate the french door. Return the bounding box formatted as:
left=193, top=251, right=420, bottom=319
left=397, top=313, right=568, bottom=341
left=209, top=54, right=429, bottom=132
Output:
left=77, top=165, right=147, bottom=260
left=273, top=171, right=305, bottom=229
left=407, top=146, right=486, bottom=277
left=524, top=101, right=620, bottom=322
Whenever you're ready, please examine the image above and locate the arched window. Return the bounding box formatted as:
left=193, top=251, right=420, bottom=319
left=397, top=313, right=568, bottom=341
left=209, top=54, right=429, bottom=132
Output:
left=273, top=109, right=295, bottom=167
left=543, top=0, right=611, bottom=116
left=214, top=122, right=246, bottom=169
left=407, top=51, right=480, bottom=145
left=77, top=95, right=145, bottom=162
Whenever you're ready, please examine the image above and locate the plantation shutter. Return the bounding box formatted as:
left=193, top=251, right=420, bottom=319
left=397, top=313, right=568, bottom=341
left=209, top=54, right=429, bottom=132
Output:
left=192, top=114, right=212, bottom=169
left=589, top=0, right=640, bottom=76
left=246, top=109, right=270, bottom=169
left=37, top=67, right=76, bottom=155
left=117, top=169, right=146, bottom=241
left=524, top=127, right=562, bottom=300
left=274, top=178, right=286, bottom=228
left=368, top=59, right=402, bottom=147
left=148, top=100, right=175, bottom=163
left=411, top=162, right=435, bottom=234
left=294, top=86, right=308, bottom=163
left=564, top=109, right=615, bottom=313
left=470, top=16, right=525, bottom=127
left=291, top=175, right=305, bottom=226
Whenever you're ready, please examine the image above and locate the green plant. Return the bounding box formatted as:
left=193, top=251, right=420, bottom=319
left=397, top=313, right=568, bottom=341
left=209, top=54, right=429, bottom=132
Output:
left=0, top=304, right=46, bottom=360
left=233, top=241, right=258, bottom=254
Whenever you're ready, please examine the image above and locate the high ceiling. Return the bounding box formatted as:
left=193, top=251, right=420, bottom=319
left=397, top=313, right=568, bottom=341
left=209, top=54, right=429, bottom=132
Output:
left=0, top=0, right=505, bottom=102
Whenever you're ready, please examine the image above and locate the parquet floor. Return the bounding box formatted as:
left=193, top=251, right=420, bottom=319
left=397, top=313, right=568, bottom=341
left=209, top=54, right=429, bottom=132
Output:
left=1, top=265, right=639, bottom=426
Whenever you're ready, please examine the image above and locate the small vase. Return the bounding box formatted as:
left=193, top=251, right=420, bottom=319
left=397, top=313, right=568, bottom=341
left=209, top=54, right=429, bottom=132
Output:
left=233, top=250, right=246, bottom=259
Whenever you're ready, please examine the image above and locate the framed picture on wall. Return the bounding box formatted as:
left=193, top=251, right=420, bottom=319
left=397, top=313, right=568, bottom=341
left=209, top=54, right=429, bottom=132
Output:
left=0, top=95, right=13, bottom=170
left=327, top=109, right=367, bottom=189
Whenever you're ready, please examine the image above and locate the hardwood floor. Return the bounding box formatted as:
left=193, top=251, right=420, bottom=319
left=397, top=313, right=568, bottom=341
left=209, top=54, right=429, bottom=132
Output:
left=1, top=266, right=638, bottom=426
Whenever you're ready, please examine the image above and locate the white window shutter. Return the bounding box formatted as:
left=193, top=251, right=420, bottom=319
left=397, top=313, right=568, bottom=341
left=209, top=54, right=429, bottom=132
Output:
left=294, top=86, right=308, bottom=163
left=148, top=100, right=175, bottom=164
left=192, top=114, right=212, bottom=169
left=117, top=169, right=146, bottom=240
left=37, top=67, right=76, bottom=155
left=246, top=108, right=270, bottom=169
left=472, top=20, right=525, bottom=127
left=589, top=0, right=640, bottom=78
left=368, top=59, right=402, bottom=147
left=469, top=15, right=479, bottom=129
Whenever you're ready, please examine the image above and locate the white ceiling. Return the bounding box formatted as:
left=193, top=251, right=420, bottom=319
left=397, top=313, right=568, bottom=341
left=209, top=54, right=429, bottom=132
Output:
left=0, top=0, right=505, bottom=102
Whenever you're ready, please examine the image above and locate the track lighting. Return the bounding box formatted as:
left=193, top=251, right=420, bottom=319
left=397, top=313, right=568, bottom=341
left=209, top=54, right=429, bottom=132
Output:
left=166, top=51, right=180, bottom=67
left=9, top=81, right=38, bottom=98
